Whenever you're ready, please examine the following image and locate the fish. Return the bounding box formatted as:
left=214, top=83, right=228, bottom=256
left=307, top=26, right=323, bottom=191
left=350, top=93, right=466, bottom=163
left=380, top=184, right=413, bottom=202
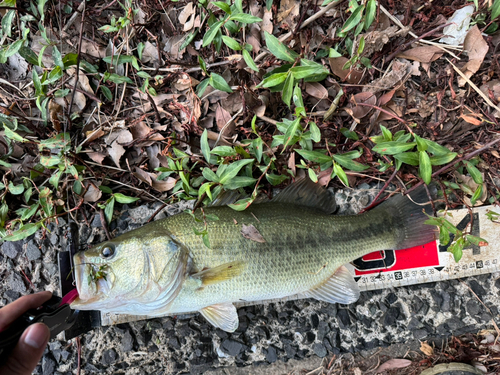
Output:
left=70, top=178, right=437, bottom=332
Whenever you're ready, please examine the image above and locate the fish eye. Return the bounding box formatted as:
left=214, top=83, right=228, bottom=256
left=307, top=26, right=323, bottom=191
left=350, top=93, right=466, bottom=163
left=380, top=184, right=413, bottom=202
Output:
left=100, top=244, right=115, bottom=259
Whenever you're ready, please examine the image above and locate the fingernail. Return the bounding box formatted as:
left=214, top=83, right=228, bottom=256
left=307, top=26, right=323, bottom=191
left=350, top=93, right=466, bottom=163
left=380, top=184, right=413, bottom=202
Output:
left=23, top=323, right=50, bottom=349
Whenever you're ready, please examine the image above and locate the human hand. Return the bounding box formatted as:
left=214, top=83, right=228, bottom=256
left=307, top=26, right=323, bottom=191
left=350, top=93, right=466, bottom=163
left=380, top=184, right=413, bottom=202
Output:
left=0, top=291, right=52, bottom=375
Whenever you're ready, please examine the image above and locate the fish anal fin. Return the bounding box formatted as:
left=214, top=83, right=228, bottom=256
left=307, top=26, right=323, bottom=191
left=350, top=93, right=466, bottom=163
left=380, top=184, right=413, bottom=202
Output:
left=192, top=261, right=245, bottom=286
left=200, top=303, right=238, bottom=332
left=304, top=265, right=360, bottom=304
left=271, top=177, right=336, bottom=214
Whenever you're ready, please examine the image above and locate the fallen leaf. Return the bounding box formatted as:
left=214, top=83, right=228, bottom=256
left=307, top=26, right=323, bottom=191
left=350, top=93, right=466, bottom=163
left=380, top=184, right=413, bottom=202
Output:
left=397, top=46, right=443, bottom=63
left=439, top=5, right=474, bottom=45
left=49, top=100, right=63, bottom=132
left=362, top=26, right=410, bottom=56
left=420, top=341, right=434, bottom=356
left=216, top=104, right=234, bottom=137
left=130, top=122, right=165, bottom=146
left=348, top=92, right=377, bottom=121
left=329, top=57, right=364, bottom=84
left=374, top=359, right=412, bottom=373
left=141, top=41, right=160, bottom=63
left=261, top=7, right=273, bottom=36
left=364, top=59, right=410, bottom=93
left=83, top=181, right=102, bottom=202
left=106, top=129, right=133, bottom=167
left=80, top=40, right=106, bottom=58
left=305, top=82, right=328, bottom=99
left=178, top=2, right=195, bottom=25
left=241, top=224, right=266, bottom=243
left=87, top=152, right=106, bottom=164
left=460, top=113, right=483, bottom=126
left=458, top=25, right=489, bottom=87
left=134, top=167, right=176, bottom=192
left=277, top=0, right=300, bottom=30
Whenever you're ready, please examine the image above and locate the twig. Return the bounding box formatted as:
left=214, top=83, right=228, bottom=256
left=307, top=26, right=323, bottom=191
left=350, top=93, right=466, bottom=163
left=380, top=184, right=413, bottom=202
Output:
left=67, top=1, right=86, bottom=123
left=359, top=167, right=399, bottom=213
left=147, top=203, right=167, bottom=223
left=446, top=58, right=500, bottom=113
left=99, top=208, right=112, bottom=241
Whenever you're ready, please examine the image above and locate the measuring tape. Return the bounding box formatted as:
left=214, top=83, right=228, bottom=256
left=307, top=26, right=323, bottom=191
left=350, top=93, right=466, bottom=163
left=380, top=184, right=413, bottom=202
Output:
left=100, top=205, right=500, bottom=326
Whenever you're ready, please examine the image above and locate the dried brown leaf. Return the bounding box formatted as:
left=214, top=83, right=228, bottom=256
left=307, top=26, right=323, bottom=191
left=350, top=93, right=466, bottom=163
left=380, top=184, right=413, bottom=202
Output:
left=420, top=341, right=434, bottom=356
left=397, top=45, right=443, bottom=63
left=49, top=100, right=63, bottom=132
left=261, top=7, right=273, bottom=36
left=458, top=25, right=489, bottom=87
left=374, top=359, right=412, bottom=373
left=178, top=2, right=195, bottom=25
left=107, top=129, right=133, bottom=167
left=216, top=104, right=233, bottom=136
left=305, top=82, right=328, bottom=100
left=83, top=181, right=102, bottom=202
left=349, top=92, right=377, bottom=120
left=329, top=57, right=363, bottom=84
left=80, top=40, right=106, bottom=58
left=460, top=114, right=482, bottom=126
left=277, top=0, right=300, bottom=29
left=87, top=152, right=106, bottom=164
left=241, top=224, right=266, bottom=243
left=83, top=129, right=106, bottom=145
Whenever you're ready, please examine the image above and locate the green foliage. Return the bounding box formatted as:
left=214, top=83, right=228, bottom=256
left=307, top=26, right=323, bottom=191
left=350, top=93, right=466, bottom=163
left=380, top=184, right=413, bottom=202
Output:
left=425, top=214, right=487, bottom=262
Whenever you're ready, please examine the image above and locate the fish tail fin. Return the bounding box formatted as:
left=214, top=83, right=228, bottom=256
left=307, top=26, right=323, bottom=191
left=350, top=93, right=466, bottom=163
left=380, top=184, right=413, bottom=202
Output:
left=374, top=185, right=438, bottom=250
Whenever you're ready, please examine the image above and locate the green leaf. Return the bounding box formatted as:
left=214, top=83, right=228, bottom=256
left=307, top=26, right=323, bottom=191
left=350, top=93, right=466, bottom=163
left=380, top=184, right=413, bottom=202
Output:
left=380, top=125, right=392, bottom=141
left=211, top=146, right=237, bottom=156
left=137, top=42, right=145, bottom=60
left=203, top=20, right=223, bottom=47
left=283, top=117, right=301, bottom=148
left=114, top=193, right=139, bottom=204
left=309, top=122, right=321, bottom=142
left=203, top=167, right=220, bottom=182
left=212, top=1, right=231, bottom=14
left=449, top=240, right=463, bottom=262
left=423, top=139, right=452, bottom=156
left=228, top=197, right=254, bottom=211
left=439, top=226, right=450, bottom=246
left=180, top=29, right=198, bottom=50
left=464, top=161, right=483, bottom=184
left=293, top=84, right=304, bottom=109
left=296, top=149, right=332, bottom=164
left=32, top=69, right=42, bottom=96
left=19, top=46, right=39, bottom=66
left=414, top=135, right=428, bottom=152
left=218, top=159, right=254, bottom=184
left=289, top=65, right=325, bottom=80
left=3, top=127, right=28, bottom=142
left=105, top=197, right=115, bottom=224
left=264, top=31, right=298, bottom=62
left=8, top=182, right=24, bottom=195
left=99, top=185, right=113, bottom=194
left=38, top=133, right=70, bottom=150
left=222, top=176, right=257, bottom=189
left=199, top=182, right=213, bottom=200
left=372, top=142, right=416, bottom=155
left=492, top=0, right=500, bottom=20
left=103, top=55, right=140, bottom=70
left=394, top=152, right=420, bottom=166
left=282, top=73, right=294, bottom=106
left=197, top=78, right=210, bottom=96
left=251, top=138, right=263, bottom=163
left=340, top=127, right=359, bottom=140
left=333, top=154, right=369, bottom=172
left=230, top=13, right=262, bottom=23
left=21, top=203, right=39, bottom=221
left=5, top=39, right=24, bottom=58
left=465, top=234, right=488, bottom=246
left=2, top=222, right=42, bottom=242
left=419, top=151, right=432, bottom=184
left=308, top=168, right=318, bottom=182
left=341, top=5, right=365, bottom=33
left=365, top=0, right=376, bottom=29
left=52, top=46, right=64, bottom=70
left=103, top=72, right=133, bottom=84
left=222, top=35, right=241, bottom=50
left=100, top=85, right=113, bottom=101
left=242, top=49, right=259, bottom=71
left=260, top=72, right=288, bottom=88
left=49, top=169, right=62, bottom=188
left=429, top=152, right=457, bottom=166
left=266, top=173, right=288, bottom=185
left=333, top=163, right=349, bottom=186
left=470, top=185, right=482, bottom=206
left=210, top=73, right=233, bottom=93
left=201, top=129, right=211, bottom=163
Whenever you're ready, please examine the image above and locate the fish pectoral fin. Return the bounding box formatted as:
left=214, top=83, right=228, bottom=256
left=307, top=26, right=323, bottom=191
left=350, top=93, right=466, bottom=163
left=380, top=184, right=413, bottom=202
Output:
left=304, top=265, right=360, bottom=304
left=191, top=261, right=245, bottom=286
left=200, top=303, right=239, bottom=332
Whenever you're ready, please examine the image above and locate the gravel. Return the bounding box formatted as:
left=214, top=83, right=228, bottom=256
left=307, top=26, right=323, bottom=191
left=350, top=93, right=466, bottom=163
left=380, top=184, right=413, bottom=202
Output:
left=1, top=187, right=500, bottom=374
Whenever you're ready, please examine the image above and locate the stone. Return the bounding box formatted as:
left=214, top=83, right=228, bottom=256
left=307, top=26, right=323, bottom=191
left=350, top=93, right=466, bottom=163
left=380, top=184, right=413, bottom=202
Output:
left=8, top=272, right=26, bottom=293
left=265, top=346, right=277, bottom=363
left=383, top=306, right=400, bottom=326
left=445, top=316, right=464, bottom=331
left=4, top=289, right=20, bottom=302
left=303, top=331, right=315, bottom=344
left=42, top=356, right=56, bottom=375
left=310, top=313, right=319, bottom=329
left=469, top=280, right=486, bottom=297
left=495, top=277, right=500, bottom=290
left=26, top=240, right=41, bottom=261
left=221, top=339, right=243, bottom=356
left=91, top=215, right=103, bottom=227
left=101, top=349, right=117, bottom=365
left=413, top=329, right=428, bottom=340
left=313, top=343, right=327, bottom=358
left=441, top=292, right=451, bottom=312
left=2, top=241, right=22, bottom=259
left=385, top=292, right=397, bottom=305
left=337, top=309, right=350, bottom=327
left=121, top=331, right=134, bottom=352
left=466, top=299, right=480, bottom=316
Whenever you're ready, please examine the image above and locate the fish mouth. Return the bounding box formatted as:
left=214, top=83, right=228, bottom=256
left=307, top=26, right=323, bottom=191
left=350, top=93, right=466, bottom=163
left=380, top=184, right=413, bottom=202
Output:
left=71, top=252, right=99, bottom=307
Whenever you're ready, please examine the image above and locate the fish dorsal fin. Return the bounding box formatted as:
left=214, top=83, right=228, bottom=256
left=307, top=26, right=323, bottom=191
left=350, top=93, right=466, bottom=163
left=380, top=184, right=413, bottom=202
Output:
left=200, top=303, right=239, bottom=332
left=304, top=265, right=360, bottom=304
left=191, top=261, right=245, bottom=286
left=272, top=177, right=336, bottom=214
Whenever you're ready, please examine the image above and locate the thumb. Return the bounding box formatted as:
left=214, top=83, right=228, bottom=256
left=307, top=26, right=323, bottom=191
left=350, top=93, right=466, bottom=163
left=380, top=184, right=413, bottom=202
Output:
left=0, top=323, right=50, bottom=375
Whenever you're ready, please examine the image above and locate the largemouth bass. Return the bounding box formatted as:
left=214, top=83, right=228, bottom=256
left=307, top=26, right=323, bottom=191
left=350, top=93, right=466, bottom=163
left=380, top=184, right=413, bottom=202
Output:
left=71, top=179, right=437, bottom=332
